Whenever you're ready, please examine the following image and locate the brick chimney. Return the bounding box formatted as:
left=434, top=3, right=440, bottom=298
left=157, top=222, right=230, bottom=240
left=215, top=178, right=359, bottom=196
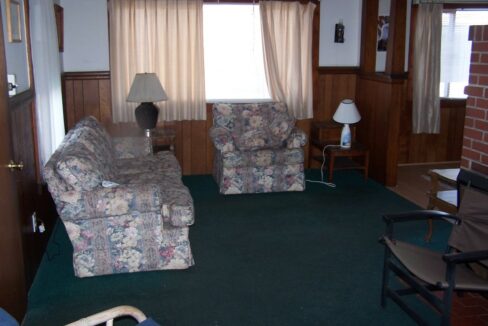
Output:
left=463, top=25, right=488, bottom=175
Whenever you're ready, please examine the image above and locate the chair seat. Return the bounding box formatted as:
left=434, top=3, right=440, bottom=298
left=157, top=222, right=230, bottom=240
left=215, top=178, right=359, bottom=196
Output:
left=385, top=238, right=488, bottom=291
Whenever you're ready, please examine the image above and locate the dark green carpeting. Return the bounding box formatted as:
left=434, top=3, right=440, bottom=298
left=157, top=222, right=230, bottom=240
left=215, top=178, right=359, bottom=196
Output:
left=24, top=170, right=450, bottom=325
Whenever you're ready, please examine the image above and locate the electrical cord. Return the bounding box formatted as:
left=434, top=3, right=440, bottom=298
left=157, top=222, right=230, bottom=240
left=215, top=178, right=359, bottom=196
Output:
left=305, top=144, right=341, bottom=188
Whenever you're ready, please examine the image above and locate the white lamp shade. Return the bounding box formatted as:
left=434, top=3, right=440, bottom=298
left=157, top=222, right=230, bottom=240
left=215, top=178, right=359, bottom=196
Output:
left=127, top=73, right=168, bottom=103
left=333, top=99, right=361, bottom=124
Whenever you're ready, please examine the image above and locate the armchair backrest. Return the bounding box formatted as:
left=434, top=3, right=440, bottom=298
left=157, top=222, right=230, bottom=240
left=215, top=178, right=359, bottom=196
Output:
left=449, top=169, right=488, bottom=265
left=212, top=102, right=296, bottom=150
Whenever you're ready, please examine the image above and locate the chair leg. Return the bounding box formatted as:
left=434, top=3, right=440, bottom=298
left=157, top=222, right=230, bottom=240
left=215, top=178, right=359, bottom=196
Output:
left=381, top=246, right=391, bottom=307
left=441, top=287, right=453, bottom=326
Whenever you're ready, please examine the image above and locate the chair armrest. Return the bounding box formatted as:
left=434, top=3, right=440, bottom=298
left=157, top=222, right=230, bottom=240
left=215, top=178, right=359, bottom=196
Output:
left=112, top=136, right=152, bottom=159
left=58, top=184, right=162, bottom=220
left=286, top=127, right=308, bottom=149
left=382, top=210, right=459, bottom=239
left=209, top=127, right=235, bottom=153
left=443, top=250, right=488, bottom=264
left=383, top=210, right=460, bottom=225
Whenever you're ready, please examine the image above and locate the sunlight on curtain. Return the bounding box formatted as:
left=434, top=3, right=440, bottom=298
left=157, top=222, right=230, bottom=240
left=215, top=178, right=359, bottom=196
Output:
left=260, top=1, right=315, bottom=119
left=412, top=3, right=442, bottom=134
left=30, top=0, right=65, bottom=167
left=110, top=0, right=206, bottom=122
left=203, top=4, right=270, bottom=101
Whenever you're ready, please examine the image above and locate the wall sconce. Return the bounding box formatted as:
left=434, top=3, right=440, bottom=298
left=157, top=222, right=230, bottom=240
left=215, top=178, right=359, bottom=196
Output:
left=334, top=20, right=344, bottom=43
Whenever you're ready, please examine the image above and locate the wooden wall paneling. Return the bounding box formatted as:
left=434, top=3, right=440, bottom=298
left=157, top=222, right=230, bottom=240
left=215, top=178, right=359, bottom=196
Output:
left=181, top=121, right=193, bottom=175
left=62, top=72, right=111, bottom=130
left=99, top=79, right=112, bottom=125
left=315, top=69, right=358, bottom=122
left=82, top=80, right=101, bottom=120
left=172, top=121, right=184, bottom=168
left=385, top=0, right=407, bottom=75
left=191, top=120, right=207, bottom=175
left=206, top=104, right=214, bottom=175
left=385, top=82, right=406, bottom=185
left=360, top=0, right=379, bottom=74
left=63, top=79, right=75, bottom=130
left=73, top=80, right=85, bottom=125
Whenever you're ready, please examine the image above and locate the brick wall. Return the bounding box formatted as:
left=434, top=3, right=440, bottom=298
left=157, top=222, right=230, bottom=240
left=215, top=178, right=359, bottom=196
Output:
left=463, top=25, right=488, bottom=175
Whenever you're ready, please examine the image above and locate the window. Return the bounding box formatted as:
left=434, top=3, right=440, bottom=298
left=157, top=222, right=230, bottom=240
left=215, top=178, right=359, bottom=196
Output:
left=440, top=10, right=488, bottom=98
left=203, top=4, right=271, bottom=101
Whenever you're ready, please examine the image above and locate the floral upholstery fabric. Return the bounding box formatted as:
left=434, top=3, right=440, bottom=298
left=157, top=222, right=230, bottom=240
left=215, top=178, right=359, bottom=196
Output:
left=44, top=116, right=194, bottom=277
left=210, top=102, right=307, bottom=194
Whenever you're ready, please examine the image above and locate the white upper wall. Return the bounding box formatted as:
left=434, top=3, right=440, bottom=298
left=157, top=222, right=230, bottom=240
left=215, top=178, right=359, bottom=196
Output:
left=60, top=0, right=109, bottom=72
left=319, top=0, right=362, bottom=67
left=60, top=0, right=410, bottom=72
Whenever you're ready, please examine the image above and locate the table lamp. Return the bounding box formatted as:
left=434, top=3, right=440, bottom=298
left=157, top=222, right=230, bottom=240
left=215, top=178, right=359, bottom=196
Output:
left=127, top=73, right=168, bottom=137
left=333, top=99, right=361, bottom=148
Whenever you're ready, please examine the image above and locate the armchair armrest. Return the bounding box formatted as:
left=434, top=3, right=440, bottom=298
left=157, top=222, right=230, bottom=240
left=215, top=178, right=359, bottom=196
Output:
left=209, top=127, right=235, bottom=153
left=58, top=184, right=162, bottom=220
left=382, top=210, right=459, bottom=239
left=383, top=210, right=459, bottom=225
left=112, top=136, right=152, bottom=159
left=443, top=250, right=488, bottom=264
left=286, top=127, right=307, bottom=149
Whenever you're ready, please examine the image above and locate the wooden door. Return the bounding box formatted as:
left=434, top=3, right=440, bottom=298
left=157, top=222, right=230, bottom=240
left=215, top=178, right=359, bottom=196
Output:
left=0, top=12, right=27, bottom=321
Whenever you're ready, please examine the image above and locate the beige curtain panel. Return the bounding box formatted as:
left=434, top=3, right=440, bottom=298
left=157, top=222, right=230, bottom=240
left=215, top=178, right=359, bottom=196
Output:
left=260, top=1, right=316, bottom=119
left=412, top=3, right=442, bottom=134
left=109, top=0, right=206, bottom=122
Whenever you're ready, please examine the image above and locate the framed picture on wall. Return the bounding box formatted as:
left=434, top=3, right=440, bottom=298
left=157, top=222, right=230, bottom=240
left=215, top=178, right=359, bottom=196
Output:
left=6, top=0, right=22, bottom=43
left=377, top=16, right=389, bottom=52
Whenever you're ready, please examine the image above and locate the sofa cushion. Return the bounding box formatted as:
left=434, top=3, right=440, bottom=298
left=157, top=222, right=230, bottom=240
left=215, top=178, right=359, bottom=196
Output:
left=222, top=148, right=304, bottom=168
left=56, top=145, right=109, bottom=191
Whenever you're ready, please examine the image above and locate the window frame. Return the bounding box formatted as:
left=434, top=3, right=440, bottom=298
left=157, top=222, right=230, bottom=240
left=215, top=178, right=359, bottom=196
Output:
left=439, top=4, right=488, bottom=102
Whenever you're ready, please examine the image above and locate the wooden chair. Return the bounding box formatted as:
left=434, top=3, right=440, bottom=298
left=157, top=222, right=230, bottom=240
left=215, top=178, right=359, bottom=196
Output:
left=380, top=169, right=488, bottom=325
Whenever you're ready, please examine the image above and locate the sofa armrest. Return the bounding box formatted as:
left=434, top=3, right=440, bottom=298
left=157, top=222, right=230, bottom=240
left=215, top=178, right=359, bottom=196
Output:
left=57, top=184, right=162, bottom=220
left=209, top=127, right=235, bottom=153
left=286, top=127, right=308, bottom=149
left=112, top=136, right=152, bottom=159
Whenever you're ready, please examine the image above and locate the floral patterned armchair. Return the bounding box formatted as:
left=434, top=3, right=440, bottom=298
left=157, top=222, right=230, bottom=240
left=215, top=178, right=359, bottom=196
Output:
left=44, top=117, right=194, bottom=277
left=210, top=102, right=307, bottom=194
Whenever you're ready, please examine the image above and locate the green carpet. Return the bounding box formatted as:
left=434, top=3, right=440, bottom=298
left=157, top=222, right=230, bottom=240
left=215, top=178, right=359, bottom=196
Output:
left=24, top=170, right=450, bottom=325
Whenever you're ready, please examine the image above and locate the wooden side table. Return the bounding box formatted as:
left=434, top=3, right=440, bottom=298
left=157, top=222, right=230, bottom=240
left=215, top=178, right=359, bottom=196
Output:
left=151, top=128, right=176, bottom=153
left=324, top=143, right=369, bottom=182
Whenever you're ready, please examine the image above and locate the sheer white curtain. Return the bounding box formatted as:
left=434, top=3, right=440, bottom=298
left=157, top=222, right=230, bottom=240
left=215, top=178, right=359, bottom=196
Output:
left=412, top=3, right=443, bottom=134
left=30, top=0, right=65, bottom=167
left=110, top=0, right=206, bottom=122
left=260, top=1, right=315, bottom=119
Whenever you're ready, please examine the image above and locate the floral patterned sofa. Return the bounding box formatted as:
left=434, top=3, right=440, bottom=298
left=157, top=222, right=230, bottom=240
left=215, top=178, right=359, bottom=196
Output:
left=44, top=116, right=194, bottom=277
left=210, top=102, right=307, bottom=194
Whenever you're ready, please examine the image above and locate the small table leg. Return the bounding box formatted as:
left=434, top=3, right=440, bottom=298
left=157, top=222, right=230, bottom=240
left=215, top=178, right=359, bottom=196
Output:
left=364, top=151, right=369, bottom=180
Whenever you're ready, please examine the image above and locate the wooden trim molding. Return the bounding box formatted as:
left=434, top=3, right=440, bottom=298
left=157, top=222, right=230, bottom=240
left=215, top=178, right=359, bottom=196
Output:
left=440, top=98, right=467, bottom=108
left=317, top=66, right=360, bottom=74
left=63, top=71, right=111, bottom=80
left=359, top=72, right=408, bottom=84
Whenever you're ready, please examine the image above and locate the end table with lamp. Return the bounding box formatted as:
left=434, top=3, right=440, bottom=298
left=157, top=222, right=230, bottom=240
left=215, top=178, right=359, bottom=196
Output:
left=310, top=99, right=369, bottom=182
